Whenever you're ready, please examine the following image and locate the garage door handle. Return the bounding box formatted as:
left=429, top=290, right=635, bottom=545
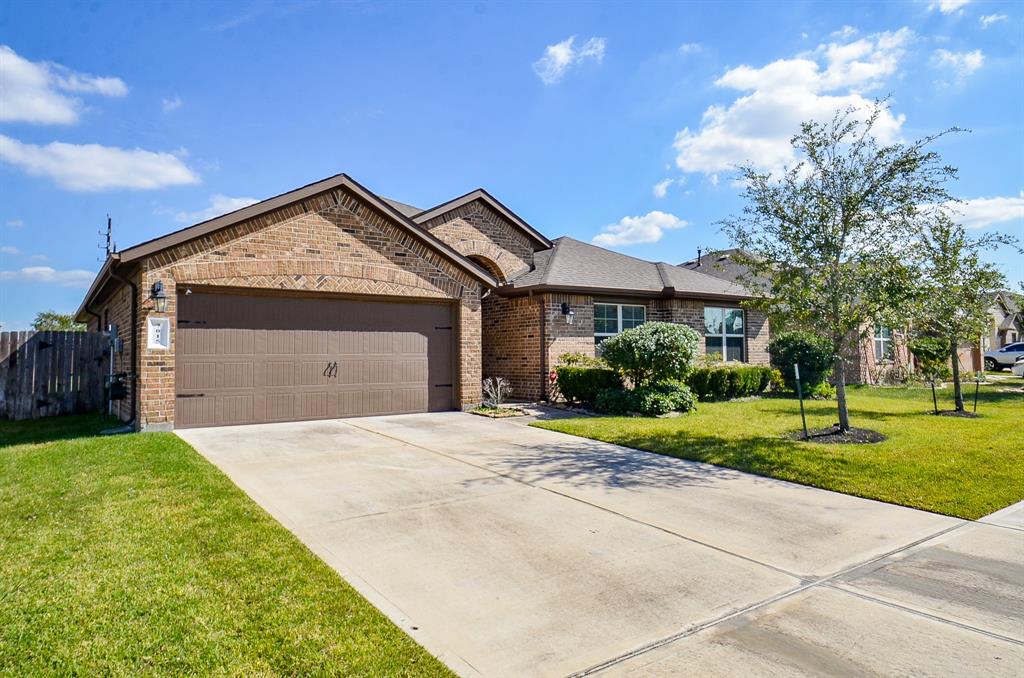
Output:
left=434, top=383, right=453, bottom=388
left=177, top=393, right=206, bottom=398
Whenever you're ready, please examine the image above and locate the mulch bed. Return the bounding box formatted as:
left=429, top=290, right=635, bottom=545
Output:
left=789, top=426, right=887, bottom=444
left=470, top=406, right=527, bottom=418
left=934, top=409, right=980, bottom=418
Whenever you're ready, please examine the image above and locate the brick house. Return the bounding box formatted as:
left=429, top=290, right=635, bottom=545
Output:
left=76, top=173, right=768, bottom=430
left=680, top=249, right=912, bottom=384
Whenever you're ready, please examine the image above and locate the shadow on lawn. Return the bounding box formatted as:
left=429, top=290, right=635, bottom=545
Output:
left=0, top=414, right=117, bottom=449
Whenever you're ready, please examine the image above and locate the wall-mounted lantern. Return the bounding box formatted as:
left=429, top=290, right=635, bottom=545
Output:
left=561, top=302, right=575, bottom=325
left=150, top=280, right=168, bottom=313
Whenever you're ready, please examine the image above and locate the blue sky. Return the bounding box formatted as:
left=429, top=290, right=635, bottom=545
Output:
left=1, top=0, right=1021, bottom=330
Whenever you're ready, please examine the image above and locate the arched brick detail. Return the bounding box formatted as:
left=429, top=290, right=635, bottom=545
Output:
left=422, top=201, right=535, bottom=283
left=451, top=240, right=523, bottom=283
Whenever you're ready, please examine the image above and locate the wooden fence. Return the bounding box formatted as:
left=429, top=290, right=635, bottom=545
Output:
left=0, top=331, right=110, bottom=420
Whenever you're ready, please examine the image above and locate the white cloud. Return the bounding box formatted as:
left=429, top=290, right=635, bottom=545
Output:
left=174, top=194, right=260, bottom=224
left=5, top=219, right=24, bottom=229
left=929, top=0, right=970, bottom=14
left=0, top=45, right=127, bottom=125
left=831, top=25, right=858, bottom=39
left=932, top=49, right=984, bottom=83
left=652, top=177, right=686, bottom=198
left=0, top=134, right=199, bottom=191
left=592, top=211, right=687, bottom=246
left=673, top=28, right=911, bottom=176
left=678, top=42, right=701, bottom=54
left=0, top=245, right=20, bottom=255
left=0, top=266, right=94, bottom=287
left=980, top=13, right=1008, bottom=27
left=948, top=193, right=1024, bottom=229
left=533, top=36, right=606, bottom=85
left=162, top=96, right=183, bottom=113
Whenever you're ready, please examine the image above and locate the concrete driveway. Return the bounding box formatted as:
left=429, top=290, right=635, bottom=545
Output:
left=177, top=412, right=1024, bottom=677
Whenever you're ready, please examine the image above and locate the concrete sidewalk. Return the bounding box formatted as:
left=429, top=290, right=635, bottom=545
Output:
left=178, top=413, right=1024, bottom=677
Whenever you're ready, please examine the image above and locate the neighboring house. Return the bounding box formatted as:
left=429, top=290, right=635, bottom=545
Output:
left=679, top=248, right=911, bottom=385
left=957, top=291, right=1024, bottom=372
left=76, top=172, right=767, bottom=431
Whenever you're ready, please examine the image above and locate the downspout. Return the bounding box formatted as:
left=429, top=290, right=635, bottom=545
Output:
left=535, top=291, right=548, bottom=401
left=107, top=266, right=139, bottom=427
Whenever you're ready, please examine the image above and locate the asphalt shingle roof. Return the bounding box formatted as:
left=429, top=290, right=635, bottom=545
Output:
left=507, top=237, right=749, bottom=299
left=381, top=197, right=424, bottom=218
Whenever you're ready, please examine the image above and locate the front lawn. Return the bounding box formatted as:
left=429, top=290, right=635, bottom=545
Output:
left=533, top=386, right=1023, bottom=520
left=0, top=415, right=451, bottom=676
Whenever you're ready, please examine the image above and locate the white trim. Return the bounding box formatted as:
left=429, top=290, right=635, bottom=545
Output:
left=594, top=302, right=646, bottom=342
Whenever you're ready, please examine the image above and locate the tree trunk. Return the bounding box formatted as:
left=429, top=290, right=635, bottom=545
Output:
left=950, top=343, right=964, bottom=412
left=834, top=355, right=850, bottom=432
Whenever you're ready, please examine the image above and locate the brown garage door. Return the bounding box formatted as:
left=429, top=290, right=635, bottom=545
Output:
left=175, top=291, right=455, bottom=428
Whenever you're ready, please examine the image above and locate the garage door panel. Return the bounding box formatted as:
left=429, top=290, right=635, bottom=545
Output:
left=219, top=362, right=254, bottom=389
left=176, top=292, right=454, bottom=427
left=266, top=331, right=294, bottom=354
left=180, top=362, right=218, bottom=390
left=266, top=393, right=294, bottom=421
left=219, top=329, right=254, bottom=355
left=265, top=361, right=294, bottom=387
left=216, top=394, right=254, bottom=424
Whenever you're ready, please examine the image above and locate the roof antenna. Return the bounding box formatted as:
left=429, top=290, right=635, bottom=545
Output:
left=98, top=215, right=112, bottom=261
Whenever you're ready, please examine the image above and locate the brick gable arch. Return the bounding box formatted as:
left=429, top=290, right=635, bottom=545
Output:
left=422, top=201, right=537, bottom=283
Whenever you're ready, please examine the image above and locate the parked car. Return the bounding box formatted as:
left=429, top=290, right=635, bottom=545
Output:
left=1013, top=355, right=1024, bottom=379
left=983, top=342, right=1024, bottom=370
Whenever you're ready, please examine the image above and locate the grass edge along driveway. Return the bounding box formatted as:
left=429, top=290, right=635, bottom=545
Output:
left=0, top=415, right=452, bottom=677
left=533, top=386, right=1023, bottom=520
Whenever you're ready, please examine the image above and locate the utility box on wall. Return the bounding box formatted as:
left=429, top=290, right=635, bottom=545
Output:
left=147, top=317, right=170, bottom=350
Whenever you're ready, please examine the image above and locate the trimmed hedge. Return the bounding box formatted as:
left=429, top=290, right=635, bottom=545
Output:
left=595, top=381, right=697, bottom=416
left=686, top=365, right=779, bottom=401
left=599, top=322, right=700, bottom=386
left=555, top=366, right=621, bottom=405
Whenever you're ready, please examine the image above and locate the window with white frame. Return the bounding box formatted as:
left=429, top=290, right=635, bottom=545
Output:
left=704, top=307, right=745, bottom=361
left=874, top=325, right=894, bottom=361
left=594, top=303, right=645, bottom=346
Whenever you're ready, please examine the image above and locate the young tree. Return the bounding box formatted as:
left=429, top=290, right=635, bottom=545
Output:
left=914, top=211, right=1017, bottom=411
left=32, top=310, right=85, bottom=332
left=723, top=103, right=960, bottom=432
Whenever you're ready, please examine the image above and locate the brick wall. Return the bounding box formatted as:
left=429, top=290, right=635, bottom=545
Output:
left=481, top=294, right=543, bottom=400
left=646, top=298, right=769, bottom=364
left=89, top=275, right=137, bottom=422
left=124, top=185, right=481, bottom=430
left=422, top=201, right=535, bottom=283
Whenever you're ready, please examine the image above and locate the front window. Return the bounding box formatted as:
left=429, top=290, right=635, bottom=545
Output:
left=704, top=307, right=745, bottom=361
left=594, top=303, right=645, bottom=346
left=874, top=325, right=894, bottom=361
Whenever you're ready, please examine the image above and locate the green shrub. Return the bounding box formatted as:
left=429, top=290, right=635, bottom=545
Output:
left=631, top=381, right=697, bottom=416
left=685, top=365, right=778, bottom=400
left=594, top=387, right=634, bottom=415
left=768, top=331, right=834, bottom=392
left=810, top=382, right=837, bottom=400
left=600, top=322, right=700, bottom=386
left=555, top=366, right=621, bottom=405
left=594, top=382, right=697, bottom=416
left=557, top=352, right=608, bottom=368
left=909, top=337, right=950, bottom=381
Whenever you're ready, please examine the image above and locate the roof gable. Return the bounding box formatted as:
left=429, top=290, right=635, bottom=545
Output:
left=111, top=173, right=497, bottom=286
left=412, top=189, right=552, bottom=250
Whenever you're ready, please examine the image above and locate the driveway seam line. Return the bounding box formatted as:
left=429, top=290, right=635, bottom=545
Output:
left=569, top=521, right=970, bottom=676
left=820, top=583, right=1024, bottom=646
left=341, top=419, right=807, bottom=580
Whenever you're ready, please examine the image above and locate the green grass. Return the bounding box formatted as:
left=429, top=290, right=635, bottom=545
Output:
left=533, top=386, right=1024, bottom=520
left=0, top=415, right=452, bottom=677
